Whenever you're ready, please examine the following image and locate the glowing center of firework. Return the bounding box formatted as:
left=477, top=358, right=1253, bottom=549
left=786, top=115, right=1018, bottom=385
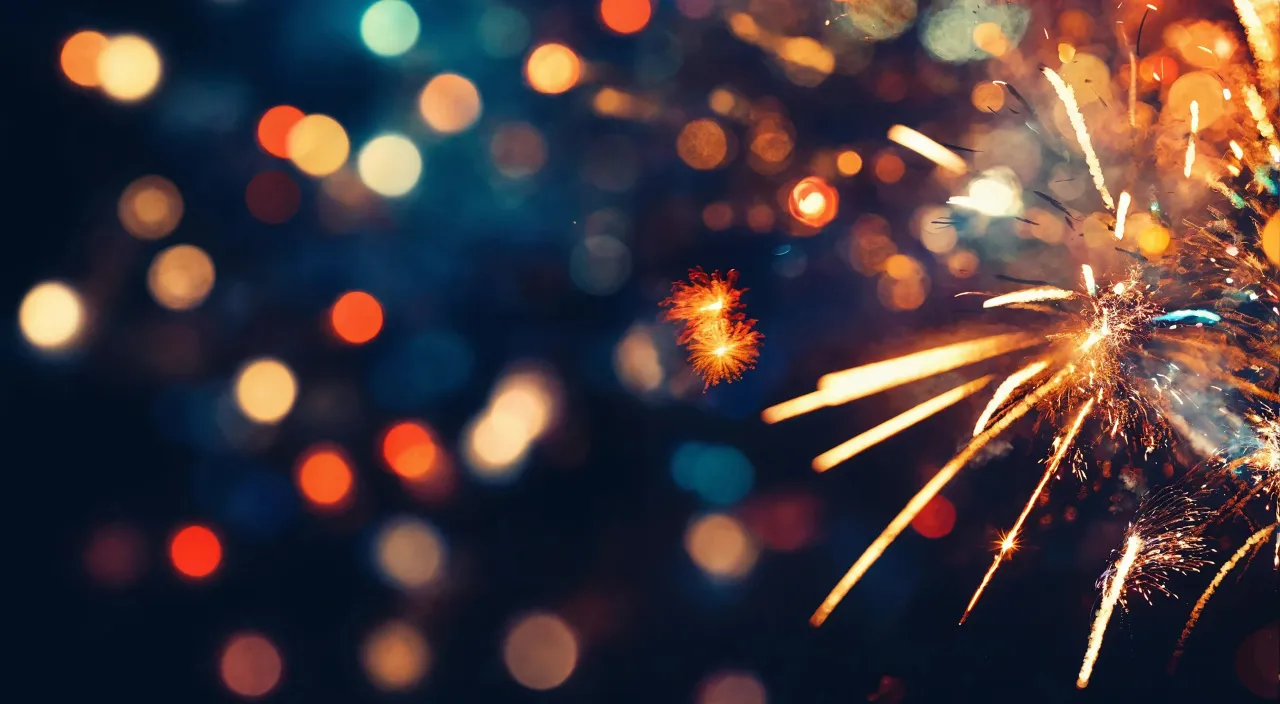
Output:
left=714, top=346, right=729, bottom=356
left=701, top=299, right=724, bottom=313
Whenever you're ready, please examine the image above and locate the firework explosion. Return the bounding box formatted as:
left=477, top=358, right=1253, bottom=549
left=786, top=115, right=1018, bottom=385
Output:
left=662, top=269, right=762, bottom=388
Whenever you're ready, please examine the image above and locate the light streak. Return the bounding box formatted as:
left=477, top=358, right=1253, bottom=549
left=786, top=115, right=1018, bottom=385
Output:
left=887, top=125, right=968, bottom=175
left=1082, top=264, right=1097, bottom=297
left=983, top=287, right=1075, bottom=309
left=816, top=333, right=1041, bottom=400
left=1235, top=0, right=1278, bottom=98
left=1043, top=67, right=1115, bottom=210
left=1184, top=101, right=1199, bottom=178
left=1242, top=84, right=1280, bottom=161
left=1114, top=191, right=1132, bottom=240
left=1077, top=535, right=1140, bottom=689
left=973, top=360, right=1050, bottom=436
left=812, top=376, right=994, bottom=472
left=1150, top=309, right=1223, bottom=325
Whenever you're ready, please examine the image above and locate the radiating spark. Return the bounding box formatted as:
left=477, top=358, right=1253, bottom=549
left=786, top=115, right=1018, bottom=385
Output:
left=813, top=376, right=994, bottom=472
left=983, top=287, right=1076, bottom=309
left=1077, top=535, right=1140, bottom=689
left=887, top=125, right=968, bottom=175
left=1235, top=0, right=1278, bottom=98
left=1242, top=84, right=1280, bottom=161
left=1082, top=264, right=1097, bottom=297
left=1230, top=140, right=1244, bottom=159
left=1043, top=67, right=1115, bottom=210
left=974, top=360, right=1050, bottom=436
left=1150, top=309, right=1223, bottom=325
left=1170, top=524, right=1276, bottom=671
left=662, top=269, right=762, bottom=388
left=1184, top=101, right=1199, bottom=178
left=1114, top=191, right=1132, bottom=240
left=810, top=369, right=1071, bottom=627
left=961, top=398, right=1095, bottom=623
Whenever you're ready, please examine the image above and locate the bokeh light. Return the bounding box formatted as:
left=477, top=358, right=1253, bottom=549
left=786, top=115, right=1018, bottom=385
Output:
left=374, top=516, right=445, bottom=591
left=490, top=122, right=547, bottom=178
left=836, top=150, right=863, bottom=176
left=84, top=523, right=146, bottom=587
left=1263, top=212, right=1279, bottom=267
left=97, top=34, right=162, bottom=102
left=256, top=105, right=305, bottom=158
left=698, top=670, right=768, bottom=704
left=287, top=114, right=350, bottom=177
left=357, top=134, right=423, bottom=197
left=295, top=445, right=354, bottom=509
left=677, top=118, right=729, bottom=170
left=60, top=30, right=108, bottom=87
left=233, top=358, right=298, bottom=424
left=788, top=176, right=838, bottom=228
left=148, top=244, right=215, bottom=311
left=600, top=0, right=652, bottom=35
left=381, top=421, right=439, bottom=479
left=419, top=74, right=483, bottom=134
left=910, top=495, right=956, bottom=539
left=220, top=632, right=283, bottom=698
left=360, top=0, right=420, bottom=58
left=119, top=175, right=183, bottom=239
left=330, top=291, right=384, bottom=344
left=245, top=170, right=302, bottom=224
left=503, top=612, right=579, bottom=690
left=671, top=442, right=754, bottom=506
left=362, top=621, right=431, bottom=691
left=19, top=281, right=85, bottom=352
left=685, top=513, right=758, bottom=580
left=169, top=524, right=222, bottom=579
left=525, top=43, right=581, bottom=95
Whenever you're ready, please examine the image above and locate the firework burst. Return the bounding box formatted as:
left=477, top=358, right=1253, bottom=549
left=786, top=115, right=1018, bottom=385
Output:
left=662, top=269, right=762, bottom=388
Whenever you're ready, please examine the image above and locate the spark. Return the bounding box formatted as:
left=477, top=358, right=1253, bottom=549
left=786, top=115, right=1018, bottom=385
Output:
left=982, top=287, right=1076, bottom=309
left=1234, top=0, right=1278, bottom=98
left=662, top=269, right=762, bottom=388
left=1184, top=101, right=1199, bottom=178
left=1077, top=535, right=1140, bottom=689
left=973, top=360, right=1050, bottom=435
left=1150, top=309, right=1223, bottom=325
left=1114, top=192, right=1132, bottom=240
left=1242, top=84, right=1280, bottom=161
left=887, top=125, right=968, bottom=175
left=1043, top=67, right=1115, bottom=210
left=1082, top=264, right=1097, bottom=297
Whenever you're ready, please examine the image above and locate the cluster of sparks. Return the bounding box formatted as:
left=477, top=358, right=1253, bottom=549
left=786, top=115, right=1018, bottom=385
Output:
left=664, top=0, right=1280, bottom=690
left=661, top=269, right=762, bottom=388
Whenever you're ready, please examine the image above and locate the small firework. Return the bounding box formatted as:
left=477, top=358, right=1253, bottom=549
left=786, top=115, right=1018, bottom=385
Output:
left=662, top=269, right=762, bottom=388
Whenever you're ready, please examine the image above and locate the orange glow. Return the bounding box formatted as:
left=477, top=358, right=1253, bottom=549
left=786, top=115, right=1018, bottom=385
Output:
left=60, top=31, right=107, bottom=87
left=661, top=269, right=762, bottom=388
left=296, top=445, right=354, bottom=508
left=170, top=525, right=222, bottom=579
left=873, top=152, right=905, bottom=183
left=600, top=0, right=651, bottom=34
left=245, top=170, right=301, bottom=224
left=330, top=291, right=384, bottom=344
left=220, top=633, right=283, bottom=698
left=525, top=43, right=581, bottom=95
left=911, top=495, right=956, bottom=538
left=677, top=118, right=729, bottom=170
left=257, top=105, right=305, bottom=159
left=382, top=421, right=438, bottom=479
left=788, top=176, right=838, bottom=228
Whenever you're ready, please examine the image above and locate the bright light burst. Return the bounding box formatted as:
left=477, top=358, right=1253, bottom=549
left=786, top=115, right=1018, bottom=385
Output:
left=662, top=269, right=762, bottom=388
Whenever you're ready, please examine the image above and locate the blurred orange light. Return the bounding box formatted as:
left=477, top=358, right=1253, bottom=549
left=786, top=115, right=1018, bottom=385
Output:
left=296, top=445, right=354, bottom=508
left=245, top=170, right=302, bottom=224
left=257, top=105, right=305, bottom=159
left=330, top=291, right=384, bottom=344
left=600, top=0, right=651, bottom=35
left=382, top=421, right=438, bottom=479
left=525, top=43, right=581, bottom=95
left=873, top=152, right=905, bottom=184
left=61, top=31, right=108, bottom=87
left=170, top=524, right=222, bottom=579
left=503, top=612, right=579, bottom=690
left=910, top=495, right=956, bottom=539
left=788, top=176, right=838, bottom=228
left=220, top=632, right=283, bottom=698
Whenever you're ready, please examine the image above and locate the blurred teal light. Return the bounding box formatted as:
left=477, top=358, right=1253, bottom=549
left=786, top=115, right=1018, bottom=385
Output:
left=671, top=442, right=754, bottom=506
left=361, top=0, right=420, bottom=58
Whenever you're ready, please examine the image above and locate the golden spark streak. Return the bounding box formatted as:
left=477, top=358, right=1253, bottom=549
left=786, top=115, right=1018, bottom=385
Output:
left=810, top=369, right=1071, bottom=627
left=816, top=333, right=1041, bottom=400
left=1183, top=102, right=1199, bottom=179
left=973, top=360, right=1050, bottom=436
left=813, top=376, right=995, bottom=472
left=960, top=398, right=1095, bottom=623
left=1043, top=67, right=1115, bottom=211
left=1235, top=0, right=1278, bottom=98
left=982, top=287, right=1076, bottom=309
left=1077, top=535, right=1142, bottom=689
left=887, top=125, right=968, bottom=175
left=761, top=390, right=829, bottom=424
left=1114, top=192, right=1132, bottom=240
left=1082, top=264, right=1096, bottom=297
left=1242, top=84, right=1280, bottom=161
left=1170, top=524, right=1276, bottom=670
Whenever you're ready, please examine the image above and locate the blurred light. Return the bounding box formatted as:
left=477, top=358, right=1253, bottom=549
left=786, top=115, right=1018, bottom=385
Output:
left=971, top=82, right=1004, bottom=112
left=84, top=523, right=146, bottom=587
left=220, top=632, right=283, bottom=698
left=61, top=30, right=108, bottom=87
left=362, top=621, right=431, bottom=691
left=947, top=250, right=979, bottom=278
left=949, top=169, right=1022, bottom=217
left=570, top=235, right=631, bottom=295
left=836, top=150, right=863, bottom=176
left=910, top=495, right=955, bottom=538
left=19, top=281, right=84, bottom=352
left=873, top=152, right=905, bottom=184
left=972, top=22, right=1008, bottom=56
left=419, top=74, right=483, bottom=134
left=234, top=358, right=298, bottom=424
left=119, top=175, right=183, bottom=239
left=677, top=0, right=714, bottom=19
left=503, top=612, right=579, bottom=690
left=708, top=88, right=737, bottom=115
left=1234, top=623, right=1279, bottom=698
left=97, top=34, right=162, bottom=102
left=148, top=244, right=215, bottom=311
left=330, top=291, right=383, bottom=344
left=169, top=524, right=221, bottom=579
left=478, top=5, right=530, bottom=58
left=357, top=134, right=423, bottom=197
left=374, top=516, right=445, bottom=591
left=256, top=105, right=305, bottom=158
left=525, top=43, right=581, bottom=95
left=245, top=170, right=302, bottom=224
left=614, top=325, right=664, bottom=393
left=745, top=204, right=775, bottom=233
left=360, top=0, right=420, bottom=57
left=788, top=176, right=838, bottom=228
left=295, top=445, right=354, bottom=509
left=381, top=421, right=439, bottom=479
left=699, top=670, right=767, bottom=704
left=670, top=442, right=754, bottom=506
left=702, top=202, right=733, bottom=230
left=677, top=119, right=729, bottom=170
left=685, top=513, right=757, bottom=580
left=600, top=0, right=652, bottom=35
left=490, top=122, right=547, bottom=178
left=464, top=410, right=531, bottom=480
left=1263, top=212, right=1279, bottom=266
left=491, top=367, right=561, bottom=439
left=742, top=492, right=819, bottom=552
left=287, top=114, right=350, bottom=177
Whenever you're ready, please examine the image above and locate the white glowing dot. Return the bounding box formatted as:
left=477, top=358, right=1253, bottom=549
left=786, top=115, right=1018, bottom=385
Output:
left=19, top=281, right=85, bottom=351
